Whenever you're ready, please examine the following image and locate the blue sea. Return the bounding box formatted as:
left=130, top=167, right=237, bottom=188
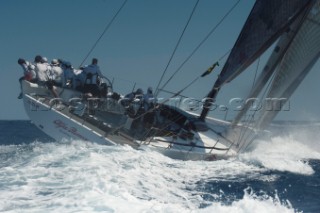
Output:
left=0, top=120, right=319, bottom=212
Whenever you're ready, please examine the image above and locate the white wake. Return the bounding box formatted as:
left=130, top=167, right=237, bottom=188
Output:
left=1, top=126, right=319, bottom=213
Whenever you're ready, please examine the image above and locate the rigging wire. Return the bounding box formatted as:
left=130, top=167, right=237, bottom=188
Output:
left=155, top=0, right=200, bottom=97
left=157, top=0, right=241, bottom=94
left=154, top=48, right=231, bottom=108
left=156, top=48, right=231, bottom=104
left=79, top=0, right=128, bottom=67
left=239, top=57, right=261, bottom=137
left=234, top=57, right=262, bottom=150
left=235, top=57, right=261, bottom=146
left=237, top=67, right=277, bottom=152
left=251, top=57, right=260, bottom=90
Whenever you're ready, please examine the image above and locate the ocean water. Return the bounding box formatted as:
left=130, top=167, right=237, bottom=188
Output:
left=0, top=120, right=320, bottom=213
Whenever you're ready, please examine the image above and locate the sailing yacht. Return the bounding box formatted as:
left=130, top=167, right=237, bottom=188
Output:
left=19, top=0, right=320, bottom=160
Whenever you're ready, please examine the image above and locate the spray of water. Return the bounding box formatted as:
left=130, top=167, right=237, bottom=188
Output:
left=1, top=131, right=313, bottom=212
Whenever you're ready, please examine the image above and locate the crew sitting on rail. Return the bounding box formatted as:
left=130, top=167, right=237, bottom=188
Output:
left=34, top=55, right=59, bottom=98
left=59, top=60, right=75, bottom=89
left=56, top=59, right=84, bottom=91
left=49, top=59, right=63, bottom=87
left=17, top=58, right=37, bottom=99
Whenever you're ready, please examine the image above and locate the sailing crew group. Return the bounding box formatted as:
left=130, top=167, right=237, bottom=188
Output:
left=18, top=55, right=165, bottom=134
left=18, top=55, right=156, bottom=115
left=17, top=55, right=105, bottom=99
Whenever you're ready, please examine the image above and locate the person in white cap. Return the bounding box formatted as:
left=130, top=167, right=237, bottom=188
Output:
left=34, top=55, right=49, bottom=83
left=34, top=55, right=59, bottom=98
left=50, top=59, right=63, bottom=87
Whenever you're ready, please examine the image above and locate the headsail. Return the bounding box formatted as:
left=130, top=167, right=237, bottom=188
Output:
left=231, top=5, right=312, bottom=126
left=200, top=0, right=312, bottom=120
left=256, top=1, right=320, bottom=129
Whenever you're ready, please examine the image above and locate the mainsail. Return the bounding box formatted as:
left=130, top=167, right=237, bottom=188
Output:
left=200, top=0, right=312, bottom=120
left=256, top=1, right=320, bottom=129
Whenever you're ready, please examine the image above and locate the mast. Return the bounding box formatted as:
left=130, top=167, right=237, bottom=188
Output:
left=200, top=0, right=313, bottom=121
left=199, top=78, right=221, bottom=121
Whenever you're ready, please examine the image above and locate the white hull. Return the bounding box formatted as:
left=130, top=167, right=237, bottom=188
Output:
left=23, top=94, right=116, bottom=146
left=21, top=81, right=242, bottom=161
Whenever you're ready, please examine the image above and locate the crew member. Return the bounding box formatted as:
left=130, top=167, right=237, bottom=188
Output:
left=82, top=58, right=104, bottom=96
left=50, top=59, right=63, bottom=87
left=34, top=55, right=59, bottom=98
left=17, top=58, right=36, bottom=99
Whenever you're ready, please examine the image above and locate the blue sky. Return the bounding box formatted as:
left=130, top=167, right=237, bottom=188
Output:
left=1, top=0, right=319, bottom=121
